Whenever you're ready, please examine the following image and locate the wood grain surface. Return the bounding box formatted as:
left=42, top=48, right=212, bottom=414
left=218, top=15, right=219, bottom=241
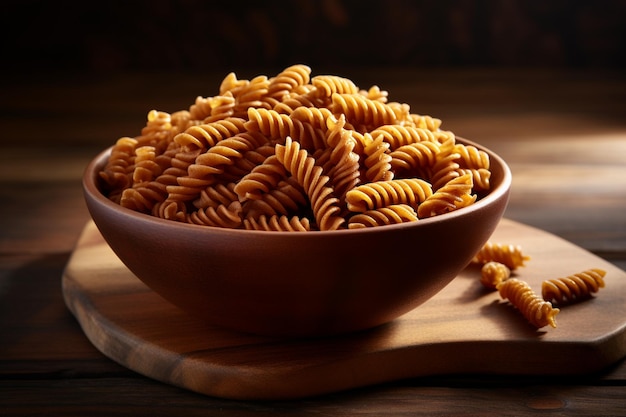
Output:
left=63, top=219, right=626, bottom=400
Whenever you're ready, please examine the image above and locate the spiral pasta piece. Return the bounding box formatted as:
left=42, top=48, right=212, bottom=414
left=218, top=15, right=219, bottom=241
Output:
left=218, top=71, right=249, bottom=96
left=234, top=155, right=288, bottom=201
left=189, top=96, right=214, bottom=121
left=311, top=75, right=360, bottom=98
left=99, top=137, right=138, bottom=195
left=174, top=117, right=246, bottom=150
left=371, top=124, right=438, bottom=150
left=346, top=178, right=433, bottom=213
left=322, top=115, right=361, bottom=200
left=362, top=133, right=393, bottom=182
left=497, top=278, right=559, bottom=328
left=133, top=110, right=176, bottom=149
left=289, top=106, right=333, bottom=131
left=231, top=75, right=272, bottom=117
left=187, top=201, right=243, bottom=229
left=266, top=64, right=312, bottom=103
left=429, top=139, right=461, bottom=191
left=359, top=85, right=388, bottom=103
left=331, top=93, right=400, bottom=129
left=192, top=182, right=239, bottom=210
left=273, top=95, right=325, bottom=114
left=480, top=261, right=511, bottom=290
left=118, top=146, right=165, bottom=212
left=348, top=204, right=418, bottom=229
left=454, top=143, right=490, bottom=170
left=542, top=268, right=606, bottom=305
left=204, top=93, right=237, bottom=123
left=245, top=108, right=326, bottom=151
left=473, top=242, right=530, bottom=270
left=389, top=141, right=440, bottom=178
left=417, top=174, right=475, bottom=218
left=243, top=215, right=311, bottom=232
left=275, top=137, right=344, bottom=231
left=408, top=114, right=442, bottom=131
left=458, top=167, right=491, bottom=193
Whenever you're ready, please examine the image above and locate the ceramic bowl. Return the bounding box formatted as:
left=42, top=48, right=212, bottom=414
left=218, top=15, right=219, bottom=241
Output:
left=83, top=137, right=511, bottom=337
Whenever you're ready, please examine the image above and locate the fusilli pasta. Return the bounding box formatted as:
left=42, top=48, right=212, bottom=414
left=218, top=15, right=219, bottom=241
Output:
left=99, top=65, right=493, bottom=231
left=542, top=268, right=607, bottom=305
left=497, top=278, right=560, bottom=328
left=473, top=242, right=530, bottom=270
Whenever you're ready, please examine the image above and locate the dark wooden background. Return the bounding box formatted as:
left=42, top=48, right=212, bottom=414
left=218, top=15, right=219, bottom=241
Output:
left=2, top=0, right=625, bottom=77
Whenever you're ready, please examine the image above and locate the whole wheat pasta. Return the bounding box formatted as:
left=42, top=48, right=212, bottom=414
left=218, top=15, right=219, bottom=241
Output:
left=361, top=133, right=394, bottom=182
left=417, top=174, right=475, bottom=218
left=100, top=65, right=493, bottom=231
left=243, top=214, right=311, bottom=232
left=345, top=178, right=433, bottom=213
left=311, top=75, right=360, bottom=99
left=473, top=242, right=530, bottom=270
left=497, top=278, right=559, bottom=329
left=480, top=261, right=511, bottom=290
left=348, top=204, right=419, bottom=229
left=542, top=268, right=607, bottom=305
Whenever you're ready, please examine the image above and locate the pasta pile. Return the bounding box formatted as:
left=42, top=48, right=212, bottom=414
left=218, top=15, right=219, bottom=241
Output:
left=98, top=64, right=492, bottom=231
left=472, top=241, right=608, bottom=328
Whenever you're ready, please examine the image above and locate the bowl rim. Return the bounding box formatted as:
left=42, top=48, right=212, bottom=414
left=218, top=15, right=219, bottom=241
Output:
left=83, top=136, right=511, bottom=237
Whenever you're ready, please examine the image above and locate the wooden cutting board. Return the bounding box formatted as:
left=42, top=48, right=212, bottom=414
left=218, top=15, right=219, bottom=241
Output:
left=62, top=219, right=626, bottom=400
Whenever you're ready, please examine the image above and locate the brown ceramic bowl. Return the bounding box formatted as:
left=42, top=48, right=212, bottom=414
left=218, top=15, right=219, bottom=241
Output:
left=83, top=137, right=511, bottom=337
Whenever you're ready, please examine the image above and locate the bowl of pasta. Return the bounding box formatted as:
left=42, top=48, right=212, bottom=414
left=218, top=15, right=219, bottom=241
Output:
left=83, top=65, right=512, bottom=337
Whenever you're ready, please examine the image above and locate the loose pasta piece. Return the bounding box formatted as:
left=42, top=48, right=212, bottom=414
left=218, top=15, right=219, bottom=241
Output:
left=473, top=242, right=530, bottom=270
left=542, top=268, right=606, bottom=305
left=497, top=278, right=559, bottom=329
left=480, top=261, right=511, bottom=290
left=348, top=204, right=418, bottom=229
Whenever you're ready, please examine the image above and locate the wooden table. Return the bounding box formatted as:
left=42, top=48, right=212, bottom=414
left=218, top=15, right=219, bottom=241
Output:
left=2, top=68, right=625, bottom=415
